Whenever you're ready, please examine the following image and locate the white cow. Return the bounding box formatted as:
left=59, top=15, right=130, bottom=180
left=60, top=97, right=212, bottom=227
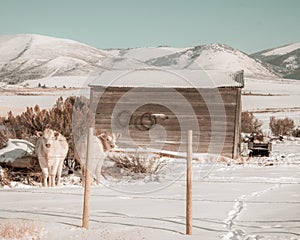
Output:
left=36, top=129, right=69, bottom=187
left=75, top=132, right=120, bottom=185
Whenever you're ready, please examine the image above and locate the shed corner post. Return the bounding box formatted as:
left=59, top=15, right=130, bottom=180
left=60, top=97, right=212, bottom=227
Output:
left=233, top=88, right=242, bottom=159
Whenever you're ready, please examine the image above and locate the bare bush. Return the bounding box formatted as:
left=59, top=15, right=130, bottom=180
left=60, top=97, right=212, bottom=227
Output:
left=292, top=128, right=300, bottom=137
left=106, top=152, right=166, bottom=177
left=0, top=96, right=94, bottom=160
left=0, top=133, right=8, bottom=149
left=241, top=111, right=263, bottom=133
left=0, top=167, right=11, bottom=186
left=269, top=116, right=295, bottom=136
left=0, top=220, right=43, bottom=239
left=0, top=118, right=9, bottom=149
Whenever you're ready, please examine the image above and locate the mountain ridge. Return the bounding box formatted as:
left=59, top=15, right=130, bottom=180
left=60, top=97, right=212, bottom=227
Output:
left=251, top=42, right=300, bottom=79
left=0, top=34, right=108, bottom=83
left=1, top=34, right=297, bottom=84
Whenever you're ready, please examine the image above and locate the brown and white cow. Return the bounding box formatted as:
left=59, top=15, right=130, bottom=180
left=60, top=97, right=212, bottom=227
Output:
left=75, top=131, right=120, bottom=185
left=36, top=129, right=69, bottom=187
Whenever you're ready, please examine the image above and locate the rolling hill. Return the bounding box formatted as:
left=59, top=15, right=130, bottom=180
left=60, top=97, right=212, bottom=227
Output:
left=144, top=44, right=278, bottom=78
left=0, top=34, right=108, bottom=83
left=0, top=34, right=282, bottom=84
left=251, top=43, right=300, bottom=80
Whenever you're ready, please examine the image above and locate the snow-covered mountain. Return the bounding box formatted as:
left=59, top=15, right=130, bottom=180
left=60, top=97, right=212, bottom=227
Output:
left=251, top=43, right=300, bottom=80
left=103, top=44, right=278, bottom=78
left=144, top=44, right=278, bottom=78
left=0, top=34, right=280, bottom=84
left=0, top=34, right=108, bottom=83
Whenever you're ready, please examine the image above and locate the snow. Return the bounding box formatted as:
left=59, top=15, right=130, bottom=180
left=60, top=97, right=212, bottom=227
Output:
left=118, top=47, right=188, bottom=62
left=0, top=90, right=83, bottom=117
left=242, top=77, right=300, bottom=130
left=262, top=43, right=300, bottom=56
left=0, top=34, right=109, bottom=82
left=192, top=48, right=277, bottom=78
left=0, top=166, right=4, bottom=178
left=144, top=44, right=277, bottom=79
left=89, top=69, right=243, bottom=88
left=283, top=55, right=299, bottom=70
left=0, top=34, right=279, bottom=85
left=22, top=76, right=90, bottom=88
left=0, top=141, right=299, bottom=239
left=0, top=34, right=108, bottom=62
left=0, top=123, right=299, bottom=239
left=0, top=36, right=300, bottom=239
left=0, top=139, right=34, bottom=164
left=0, top=76, right=91, bottom=116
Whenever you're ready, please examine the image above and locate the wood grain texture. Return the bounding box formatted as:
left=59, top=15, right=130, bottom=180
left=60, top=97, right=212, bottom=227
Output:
left=90, top=86, right=241, bottom=158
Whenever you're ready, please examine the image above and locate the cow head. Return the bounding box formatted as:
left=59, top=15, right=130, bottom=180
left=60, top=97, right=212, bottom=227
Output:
left=98, top=132, right=121, bottom=152
left=37, top=128, right=60, bottom=149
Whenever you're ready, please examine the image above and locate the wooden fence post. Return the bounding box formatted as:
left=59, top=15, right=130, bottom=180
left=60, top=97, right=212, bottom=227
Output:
left=186, top=130, right=193, bottom=235
left=82, top=127, right=93, bottom=229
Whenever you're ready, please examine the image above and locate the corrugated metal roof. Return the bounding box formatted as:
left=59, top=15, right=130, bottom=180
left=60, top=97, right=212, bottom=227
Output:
left=89, top=68, right=244, bottom=88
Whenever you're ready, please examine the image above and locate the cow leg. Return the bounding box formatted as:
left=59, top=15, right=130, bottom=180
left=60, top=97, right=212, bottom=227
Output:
left=43, top=173, right=48, bottom=187
left=95, top=162, right=102, bottom=185
left=49, top=175, right=55, bottom=187
left=49, top=164, right=58, bottom=187
left=56, top=159, right=64, bottom=186
left=41, top=167, right=49, bottom=187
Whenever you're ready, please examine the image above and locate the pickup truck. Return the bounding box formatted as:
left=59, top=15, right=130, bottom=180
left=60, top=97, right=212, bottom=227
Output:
left=248, top=140, right=272, bottom=157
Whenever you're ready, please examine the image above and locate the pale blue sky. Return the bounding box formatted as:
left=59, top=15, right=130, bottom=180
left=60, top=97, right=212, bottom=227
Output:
left=0, top=0, right=299, bottom=53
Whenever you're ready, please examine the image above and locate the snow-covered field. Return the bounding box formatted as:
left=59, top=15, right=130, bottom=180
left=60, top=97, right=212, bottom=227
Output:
left=0, top=75, right=300, bottom=239
left=0, top=77, right=90, bottom=116
left=242, top=78, right=300, bottom=130
left=1, top=141, right=299, bottom=240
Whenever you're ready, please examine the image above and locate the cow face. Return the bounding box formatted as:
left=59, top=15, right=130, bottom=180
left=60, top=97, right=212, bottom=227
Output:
left=38, top=129, right=60, bottom=149
left=98, top=132, right=121, bottom=152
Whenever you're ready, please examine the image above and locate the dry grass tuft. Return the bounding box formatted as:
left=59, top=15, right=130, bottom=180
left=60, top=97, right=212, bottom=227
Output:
left=0, top=220, right=44, bottom=240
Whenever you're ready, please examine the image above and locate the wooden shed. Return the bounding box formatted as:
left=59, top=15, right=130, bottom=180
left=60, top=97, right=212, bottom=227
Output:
left=89, top=68, right=244, bottom=159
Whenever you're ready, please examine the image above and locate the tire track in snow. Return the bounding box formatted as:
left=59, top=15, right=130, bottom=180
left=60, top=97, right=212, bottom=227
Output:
left=222, top=184, right=281, bottom=240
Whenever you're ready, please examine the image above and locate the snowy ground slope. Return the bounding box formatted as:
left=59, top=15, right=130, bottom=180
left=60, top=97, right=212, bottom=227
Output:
left=0, top=142, right=300, bottom=240
left=144, top=44, right=277, bottom=78
left=242, top=78, right=300, bottom=130
left=0, top=34, right=108, bottom=82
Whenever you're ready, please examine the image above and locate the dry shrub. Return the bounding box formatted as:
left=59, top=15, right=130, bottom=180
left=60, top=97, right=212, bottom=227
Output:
left=241, top=111, right=263, bottom=133
left=0, top=167, right=11, bottom=186
left=0, top=96, right=94, bottom=160
left=292, top=128, right=300, bottom=137
left=0, top=133, right=8, bottom=149
left=0, top=220, right=43, bottom=239
left=269, top=116, right=295, bottom=136
left=0, top=119, right=8, bottom=149
left=107, top=152, right=166, bottom=176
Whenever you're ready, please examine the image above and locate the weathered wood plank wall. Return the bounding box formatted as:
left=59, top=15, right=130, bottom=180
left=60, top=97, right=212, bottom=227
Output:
left=90, top=86, right=241, bottom=158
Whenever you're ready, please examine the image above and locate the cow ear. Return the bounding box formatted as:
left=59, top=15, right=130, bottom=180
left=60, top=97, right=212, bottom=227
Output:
left=99, top=133, right=106, bottom=139
left=95, top=128, right=102, bottom=137
left=54, top=131, right=59, bottom=139
left=36, top=131, right=43, bottom=137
